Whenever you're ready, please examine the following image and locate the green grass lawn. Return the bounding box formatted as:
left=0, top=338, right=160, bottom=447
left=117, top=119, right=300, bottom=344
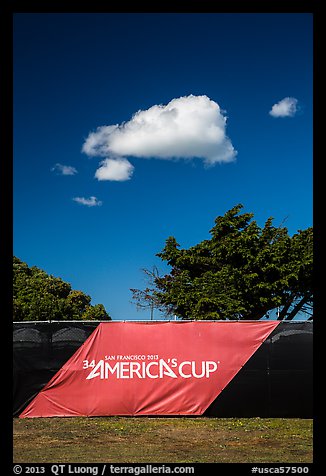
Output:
left=13, top=417, right=313, bottom=463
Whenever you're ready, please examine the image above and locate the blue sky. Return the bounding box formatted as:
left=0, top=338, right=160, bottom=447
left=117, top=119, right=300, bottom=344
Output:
left=13, top=13, right=313, bottom=320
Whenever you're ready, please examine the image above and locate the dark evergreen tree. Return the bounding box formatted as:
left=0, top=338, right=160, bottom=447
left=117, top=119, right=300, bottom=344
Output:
left=132, top=205, right=313, bottom=321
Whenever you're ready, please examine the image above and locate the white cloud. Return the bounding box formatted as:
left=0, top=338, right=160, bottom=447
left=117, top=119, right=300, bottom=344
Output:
left=82, top=95, right=237, bottom=166
left=51, top=163, right=78, bottom=175
left=72, top=196, right=102, bottom=207
left=95, top=157, right=134, bottom=181
left=269, top=97, right=298, bottom=118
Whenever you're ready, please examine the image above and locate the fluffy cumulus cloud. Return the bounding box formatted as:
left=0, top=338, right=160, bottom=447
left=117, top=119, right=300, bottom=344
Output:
left=95, top=157, right=134, bottom=181
left=269, top=97, right=298, bottom=118
left=82, top=95, right=237, bottom=170
left=72, top=196, right=102, bottom=207
left=51, top=163, right=78, bottom=175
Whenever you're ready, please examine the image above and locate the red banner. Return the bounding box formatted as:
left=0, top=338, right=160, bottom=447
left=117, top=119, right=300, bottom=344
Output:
left=20, top=321, right=279, bottom=418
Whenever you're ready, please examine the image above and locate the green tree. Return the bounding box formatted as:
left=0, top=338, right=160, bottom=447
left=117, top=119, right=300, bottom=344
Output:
left=141, top=204, right=312, bottom=320
left=13, top=257, right=112, bottom=321
left=82, top=304, right=110, bottom=321
left=65, top=290, right=91, bottom=319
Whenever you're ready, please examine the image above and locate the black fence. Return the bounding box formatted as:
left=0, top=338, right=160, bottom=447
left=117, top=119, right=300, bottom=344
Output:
left=13, top=320, right=312, bottom=418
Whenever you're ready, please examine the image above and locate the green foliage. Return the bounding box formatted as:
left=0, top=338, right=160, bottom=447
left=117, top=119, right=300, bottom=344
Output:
left=13, top=257, right=111, bottom=321
left=82, top=304, right=109, bottom=321
left=152, top=204, right=313, bottom=320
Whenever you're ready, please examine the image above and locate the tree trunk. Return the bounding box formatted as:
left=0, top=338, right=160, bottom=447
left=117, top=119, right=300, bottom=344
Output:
left=278, top=298, right=293, bottom=320
left=284, top=295, right=310, bottom=320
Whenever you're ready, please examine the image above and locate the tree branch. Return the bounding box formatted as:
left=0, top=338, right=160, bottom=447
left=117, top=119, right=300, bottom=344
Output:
left=284, top=294, right=311, bottom=321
